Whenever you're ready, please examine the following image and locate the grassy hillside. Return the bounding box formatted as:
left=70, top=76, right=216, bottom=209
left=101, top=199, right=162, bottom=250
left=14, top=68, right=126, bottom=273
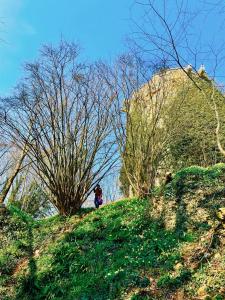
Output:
left=0, top=165, right=225, bottom=300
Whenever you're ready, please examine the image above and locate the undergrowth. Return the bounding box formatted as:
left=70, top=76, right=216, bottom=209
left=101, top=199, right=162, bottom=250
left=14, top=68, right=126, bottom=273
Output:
left=1, top=198, right=192, bottom=300
left=164, top=163, right=225, bottom=198
left=1, top=164, right=224, bottom=299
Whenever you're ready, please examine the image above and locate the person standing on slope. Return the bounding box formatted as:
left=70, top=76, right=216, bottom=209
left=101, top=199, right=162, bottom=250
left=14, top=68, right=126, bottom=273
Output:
left=93, top=184, right=103, bottom=208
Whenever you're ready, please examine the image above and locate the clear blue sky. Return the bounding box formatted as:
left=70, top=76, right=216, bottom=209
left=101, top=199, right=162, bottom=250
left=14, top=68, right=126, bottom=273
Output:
left=1, top=0, right=225, bottom=96
left=0, top=0, right=136, bottom=95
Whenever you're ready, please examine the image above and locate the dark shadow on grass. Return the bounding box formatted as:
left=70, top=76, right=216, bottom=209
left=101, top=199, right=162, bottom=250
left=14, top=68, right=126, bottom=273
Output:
left=175, top=200, right=188, bottom=234
left=199, top=188, right=225, bottom=209
left=16, top=221, right=39, bottom=300
left=175, top=185, right=225, bottom=233
left=32, top=209, right=189, bottom=300
left=168, top=178, right=189, bottom=233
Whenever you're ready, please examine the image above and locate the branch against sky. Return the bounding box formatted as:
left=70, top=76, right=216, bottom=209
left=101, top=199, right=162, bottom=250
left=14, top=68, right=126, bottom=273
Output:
left=99, top=53, right=200, bottom=198
left=131, top=0, right=225, bottom=78
left=132, top=0, right=225, bottom=158
left=1, top=41, right=118, bottom=215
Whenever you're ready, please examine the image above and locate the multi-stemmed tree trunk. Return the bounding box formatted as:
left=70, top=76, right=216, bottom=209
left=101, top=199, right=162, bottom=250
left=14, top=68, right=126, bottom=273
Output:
left=1, top=41, right=117, bottom=215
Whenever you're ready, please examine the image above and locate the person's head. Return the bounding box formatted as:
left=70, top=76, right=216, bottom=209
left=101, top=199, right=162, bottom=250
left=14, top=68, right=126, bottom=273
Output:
left=96, top=184, right=100, bottom=188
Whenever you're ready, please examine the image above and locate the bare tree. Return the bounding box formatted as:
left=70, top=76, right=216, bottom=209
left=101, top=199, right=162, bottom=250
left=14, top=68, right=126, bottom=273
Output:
left=101, top=24, right=225, bottom=198
left=0, top=144, right=27, bottom=204
left=0, top=117, right=29, bottom=205
left=132, top=0, right=225, bottom=160
left=1, top=41, right=117, bottom=215
left=99, top=55, right=187, bottom=197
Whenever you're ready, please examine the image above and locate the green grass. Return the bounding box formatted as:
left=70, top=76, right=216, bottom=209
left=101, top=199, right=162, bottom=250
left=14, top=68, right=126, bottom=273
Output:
left=1, top=164, right=225, bottom=299
left=0, top=206, right=93, bottom=300
left=32, top=199, right=188, bottom=299
left=164, top=163, right=225, bottom=198
left=1, top=198, right=191, bottom=300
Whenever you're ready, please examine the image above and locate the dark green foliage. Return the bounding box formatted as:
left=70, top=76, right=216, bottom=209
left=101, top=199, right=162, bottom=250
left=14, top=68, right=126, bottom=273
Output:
left=157, top=269, right=192, bottom=289
left=213, top=295, right=224, bottom=300
left=131, top=292, right=154, bottom=300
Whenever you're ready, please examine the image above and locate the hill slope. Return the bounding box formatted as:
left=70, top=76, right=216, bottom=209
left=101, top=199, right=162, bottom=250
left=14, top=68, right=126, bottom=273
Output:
left=0, top=165, right=225, bottom=300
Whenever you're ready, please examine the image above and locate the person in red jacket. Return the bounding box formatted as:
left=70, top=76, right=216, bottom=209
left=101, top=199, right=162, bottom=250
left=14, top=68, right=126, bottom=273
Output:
left=93, top=184, right=103, bottom=208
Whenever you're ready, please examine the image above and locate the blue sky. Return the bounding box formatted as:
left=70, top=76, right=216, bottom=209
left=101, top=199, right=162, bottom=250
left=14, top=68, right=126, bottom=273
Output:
left=0, top=0, right=136, bottom=95
left=1, top=0, right=225, bottom=96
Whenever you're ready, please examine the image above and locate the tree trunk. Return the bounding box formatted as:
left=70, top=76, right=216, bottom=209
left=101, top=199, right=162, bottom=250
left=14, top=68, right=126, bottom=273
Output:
left=0, top=146, right=27, bottom=204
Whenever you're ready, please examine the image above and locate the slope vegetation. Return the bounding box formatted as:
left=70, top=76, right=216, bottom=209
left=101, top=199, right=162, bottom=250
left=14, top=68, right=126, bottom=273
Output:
left=0, top=165, right=225, bottom=300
